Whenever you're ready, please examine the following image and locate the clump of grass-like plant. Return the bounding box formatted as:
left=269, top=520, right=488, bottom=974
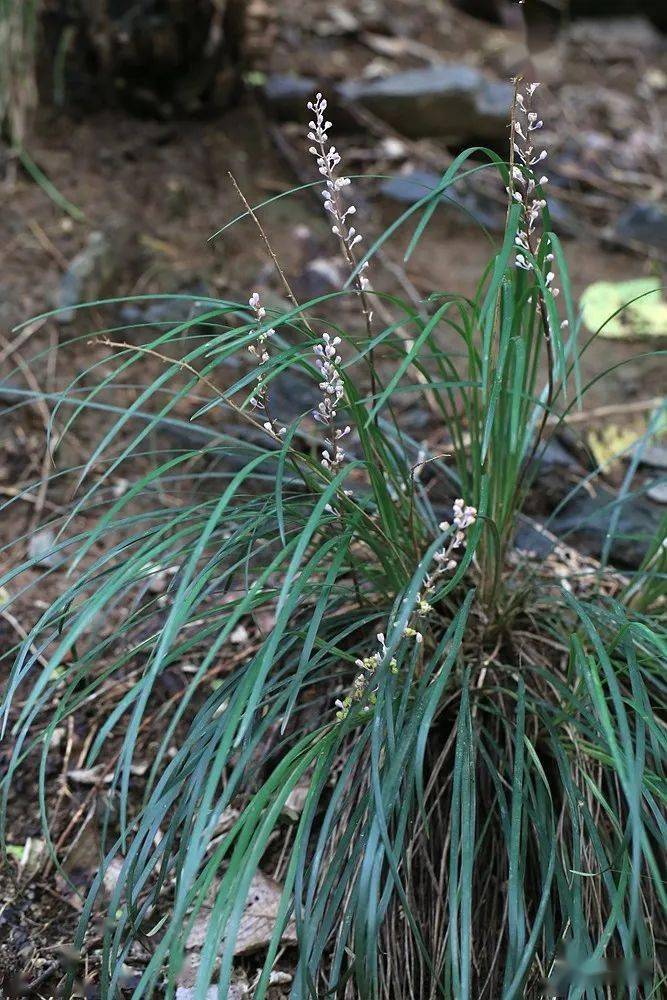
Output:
left=1, top=81, right=665, bottom=998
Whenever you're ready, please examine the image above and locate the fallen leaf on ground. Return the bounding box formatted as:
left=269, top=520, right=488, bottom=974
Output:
left=283, top=780, right=311, bottom=821
left=267, top=970, right=292, bottom=986
left=587, top=423, right=646, bottom=475
left=67, top=767, right=112, bottom=785
left=67, top=762, right=146, bottom=784
left=255, top=609, right=276, bottom=633
left=17, top=837, right=49, bottom=882
left=648, top=482, right=667, bottom=503
left=212, top=807, right=241, bottom=836
left=580, top=279, right=667, bottom=339
left=28, top=528, right=58, bottom=567
left=230, top=624, right=250, bottom=644
left=187, top=871, right=296, bottom=954
left=177, top=958, right=250, bottom=992
left=178, top=871, right=297, bottom=987
left=102, top=856, right=125, bottom=896
left=176, top=984, right=246, bottom=999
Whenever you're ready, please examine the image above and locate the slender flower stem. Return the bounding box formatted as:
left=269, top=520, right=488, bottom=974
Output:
left=307, top=93, right=377, bottom=400
left=509, top=80, right=561, bottom=503
left=247, top=291, right=286, bottom=441
left=312, top=331, right=351, bottom=514
left=334, top=500, right=476, bottom=720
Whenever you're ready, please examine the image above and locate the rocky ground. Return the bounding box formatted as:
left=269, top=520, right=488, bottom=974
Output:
left=0, top=0, right=665, bottom=994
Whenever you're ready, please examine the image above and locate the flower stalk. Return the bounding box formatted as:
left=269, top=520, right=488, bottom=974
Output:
left=312, top=331, right=351, bottom=513
left=508, top=79, right=561, bottom=504
left=307, top=92, right=377, bottom=398
left=334, top=500, right=476, bottom=720
left=247, top=291, right=285, bottom=440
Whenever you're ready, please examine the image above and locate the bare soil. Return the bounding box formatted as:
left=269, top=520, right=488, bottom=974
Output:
left=0, top=0, right=665, bottom=993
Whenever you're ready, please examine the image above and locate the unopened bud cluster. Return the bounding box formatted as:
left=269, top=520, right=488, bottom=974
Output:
left=510, top=82, right=559, bottom=299
left=312, top=331, right=353, bottom=515
left=420, top=498, right=477, bottom=605
left=334, top=500, right=476, bottom=721
left=313, top=333, right=344, bottom=429
left=313, top=331, right=350, bottom=471
left=334, top=631, right=398, bottom=721
left=307, top=93, right=370, bottom=293
left=247, top=292, right=285, bottom=439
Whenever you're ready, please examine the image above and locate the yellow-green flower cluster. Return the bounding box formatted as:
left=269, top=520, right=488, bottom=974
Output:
left=334, top=632, right=398, bottom=721
left=334, top=501, right=476, bottom=723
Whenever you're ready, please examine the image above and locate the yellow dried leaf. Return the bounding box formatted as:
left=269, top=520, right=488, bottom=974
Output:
left=587, top=423, right=644, bottom=474
left=580, top=279, right=667, bottom=339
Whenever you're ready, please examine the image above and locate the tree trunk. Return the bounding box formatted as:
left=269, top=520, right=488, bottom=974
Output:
left=38, top=0, right=247, bottom=117
left=0, top=1, right=39, bottom=145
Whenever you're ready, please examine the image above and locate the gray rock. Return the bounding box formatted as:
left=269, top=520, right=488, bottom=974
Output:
left=568, top=15, right=664, bottom=51
left=269, top=370, right=319, bottom=424
left=261, top=74, right=318, bottom=121
left=514, top=518, right=557, bottom=560
left=474, top=80, right=514, bottom=135
left=28, top=528, right=59, bottom=568
left=545, top=196, right=579, bottom=238
left=539, top=436, right=583, bottom=470
left=175, top=989, right=222, bottom=1000
left=379, top=168, right=505, bottom=231
left=550, top=487, right=662, bottom=568
left=632, top=444, right=667, bottom=470
left=293, top=257, right=345, bottom=301
left=376, top=170, right=440, bottom=205
left=647, top=481, right=667, bottom=504
left=0, top=379, right=26, bottom=406
left=262, top=66, right=513, bottom=144
left=119, top=284, right=213, bottom=331
left=615, top=203, right=667, bottom=254
left=379, top=168, right=576, bottom=235
left=339, top=66, right=513, bottom=142
left=56, top=231, right=119, bottom=324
